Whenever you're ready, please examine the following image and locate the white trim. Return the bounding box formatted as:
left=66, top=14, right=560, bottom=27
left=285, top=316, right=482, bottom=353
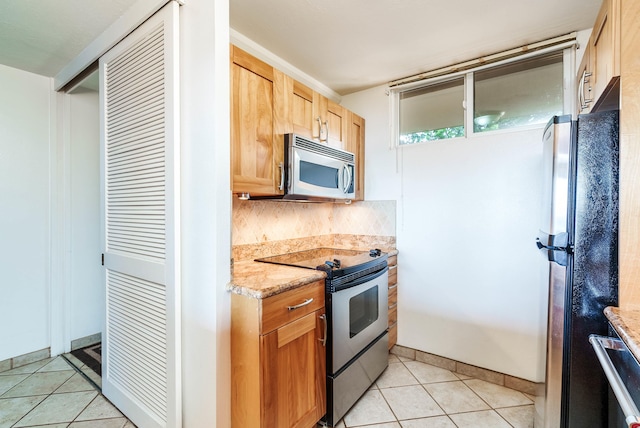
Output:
left=49, top=82, right=71, bottom=356
left=464, top=72, right=473, bottom=138
left=388, top=89, right=399, bottom=149
left=563, top=46, right=578, bottom=119
left=54, top=0, right=174, bottom=91
left=230, top=29, right=342, bottom=102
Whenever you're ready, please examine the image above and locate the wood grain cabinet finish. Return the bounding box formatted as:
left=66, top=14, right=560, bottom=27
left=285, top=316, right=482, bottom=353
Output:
left=230, top=45, right=284, bottom=196
left=231, top=281, right=326, bottom=428
left=347, top=112, right=365, bottom=201
left=230, top=45, right=366, bottom=200
left=577, top=0, right=620, bottom=114
left=387, top=255, right=398, bottom=349
left=618, top=0, right=640, bottom=308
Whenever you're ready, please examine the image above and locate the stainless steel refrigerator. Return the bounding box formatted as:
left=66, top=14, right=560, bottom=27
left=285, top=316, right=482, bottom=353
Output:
left=535, top=110, right=619, bottom=428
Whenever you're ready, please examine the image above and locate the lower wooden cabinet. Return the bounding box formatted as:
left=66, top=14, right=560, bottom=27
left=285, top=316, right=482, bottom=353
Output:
left=231, top=281, right=326, bottom=428
left=388, top=255, right=398, bottom=349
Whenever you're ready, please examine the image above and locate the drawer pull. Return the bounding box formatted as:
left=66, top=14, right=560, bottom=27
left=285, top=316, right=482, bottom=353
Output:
left=388, top=284, right=398, bottom=290
left=287, top=298, right=314, bottom=311
left=388, top=302, right=398, bottom=310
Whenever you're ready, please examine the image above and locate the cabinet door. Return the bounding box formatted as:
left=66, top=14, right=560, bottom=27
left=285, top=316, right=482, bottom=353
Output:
left=291, top=80, right=315, bottom=139
left=591, top=0, right=620, bottom=106
left=577, top=44, right=593, bottom=114
left=231, top=47, right=282, bottom=196
left=261, top=310, right=326, bottom=428
left=326, top=100, right=349, bottom=149
left=348, top=112, right=365, bottom=201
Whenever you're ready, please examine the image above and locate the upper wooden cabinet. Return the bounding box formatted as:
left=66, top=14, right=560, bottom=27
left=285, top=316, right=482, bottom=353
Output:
left=320, top=97, right=349, bottom=150
left=283, top=78, right=349, bottom=149
left=231, top=45, right=366, bottom=200
left=348, top=112, right=365, bottom=201
left=230, top=46, right=284, bottom=196
left=577, top=0, right=620, bottom=114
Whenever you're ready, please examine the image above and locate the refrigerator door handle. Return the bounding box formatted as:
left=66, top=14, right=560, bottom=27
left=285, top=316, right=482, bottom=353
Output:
left=536, top=232, right=571, bottom=266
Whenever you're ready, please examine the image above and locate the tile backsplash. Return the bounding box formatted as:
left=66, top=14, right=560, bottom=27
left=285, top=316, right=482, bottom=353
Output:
left=232, top=199, right=396, bottom=260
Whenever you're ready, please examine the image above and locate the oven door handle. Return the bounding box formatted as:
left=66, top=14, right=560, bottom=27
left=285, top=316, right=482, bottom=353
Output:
left=589, top=334, right=640, bottom=428
left=319, top=314, right=327, bottom=347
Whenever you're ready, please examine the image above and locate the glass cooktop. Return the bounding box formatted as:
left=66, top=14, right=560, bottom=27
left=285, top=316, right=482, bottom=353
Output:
left=255, top=247, right=385, bottom=271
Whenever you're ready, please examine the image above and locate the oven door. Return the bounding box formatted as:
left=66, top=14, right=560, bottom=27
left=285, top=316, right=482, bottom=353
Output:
left=330, top=268, right=388, bottom=372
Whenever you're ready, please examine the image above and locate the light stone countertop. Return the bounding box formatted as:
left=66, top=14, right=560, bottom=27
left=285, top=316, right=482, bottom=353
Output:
left=604, top=306, right=640, bottom=362
left=227, top=260, right=327, bottom=299
left=228, top=248, right=398, bottom=299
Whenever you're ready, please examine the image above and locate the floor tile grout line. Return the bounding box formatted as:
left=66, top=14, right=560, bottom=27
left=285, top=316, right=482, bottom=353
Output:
left=7, top=357, right=111, bottom=428
left=399, top=358, right=532, bottom=428
left=58, top=356, right=105, bottom=426
left=60, top=354, right=101, bottom=393
left=0, top=373, right=33, bottom=399
left=9, top=393, right=48, bottom=428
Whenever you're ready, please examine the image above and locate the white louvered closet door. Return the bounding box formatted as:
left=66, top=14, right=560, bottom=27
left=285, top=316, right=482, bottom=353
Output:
left=99, top=2, right=180, bottom=428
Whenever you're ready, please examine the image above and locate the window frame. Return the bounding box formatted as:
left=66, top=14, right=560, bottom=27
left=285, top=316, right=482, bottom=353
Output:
left=389, top=45, right=576, bottom=147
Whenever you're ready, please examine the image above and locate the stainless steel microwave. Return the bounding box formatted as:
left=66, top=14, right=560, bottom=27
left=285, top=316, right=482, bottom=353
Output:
left=282, top=134, right=355, bottom=202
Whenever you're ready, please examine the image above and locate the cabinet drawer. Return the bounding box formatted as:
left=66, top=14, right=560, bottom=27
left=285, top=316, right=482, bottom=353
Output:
left=388, top=284, right=397, bottom=306
left=388, top=255, right=397, bottom=267
left=261, top=281, right=325, bottom=334
left=388, top=304, right=397, bottom=326
left=388, top=322, right=397, bottom=350
left=388, top=266, right=397, bottom=286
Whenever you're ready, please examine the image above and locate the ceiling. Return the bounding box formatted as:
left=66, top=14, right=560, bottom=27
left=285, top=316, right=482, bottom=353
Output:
left=0, top=0, right=601, bottom=95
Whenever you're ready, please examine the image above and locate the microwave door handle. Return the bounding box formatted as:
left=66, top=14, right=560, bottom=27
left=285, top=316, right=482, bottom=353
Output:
left=342, top=164, right=352, bottom=194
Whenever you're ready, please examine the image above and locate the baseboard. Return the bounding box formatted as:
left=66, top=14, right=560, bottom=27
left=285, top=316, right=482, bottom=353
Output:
left=0, top=347, right=51, bottom=373
left=390, top=344, right=544, bottom=397
left=71, top=332, right=102, bottom=351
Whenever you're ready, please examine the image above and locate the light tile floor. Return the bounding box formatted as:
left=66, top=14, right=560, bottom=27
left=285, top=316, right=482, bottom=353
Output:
left=0, top=356, right=134, bottom=428
left=2, top=353, right=534, bottom=428
left=329, top=354, right=534, bottom=428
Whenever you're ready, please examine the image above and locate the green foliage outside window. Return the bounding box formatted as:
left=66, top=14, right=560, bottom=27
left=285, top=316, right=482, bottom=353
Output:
left=400, top=126, right=465, bottom=144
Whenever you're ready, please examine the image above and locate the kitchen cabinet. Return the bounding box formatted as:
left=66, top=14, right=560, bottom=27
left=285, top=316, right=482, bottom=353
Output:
left=231, top=281, right=326, bottom=428
left=231, top=45, right=366, bottom=201
left=576, top=0, right=620, bottom=114
left=230, top=45, right=284, bottom=196
left=317, top=96, right=349, bottom=150
left=289, top=79, right=315, bottom=139
left=283, top=78, right=349, bottom=150
left=347, top=112, right=365, bottom=201
left=577, top=43, right=592, bottom=113
left=387, top=255, right=398, bottom=349
left=618, top=0, right=640, bottom=309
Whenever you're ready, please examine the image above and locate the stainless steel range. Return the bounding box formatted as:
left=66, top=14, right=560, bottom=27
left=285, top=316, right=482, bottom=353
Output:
left=256, top=248, right=389, bottom=427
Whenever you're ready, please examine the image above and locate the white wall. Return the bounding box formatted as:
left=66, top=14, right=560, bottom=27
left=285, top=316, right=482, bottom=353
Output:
left=180, top=0, right=231, bottom=426
left=343, top=85, right=547, bottom=382
left=0, top=64, right=52, bottom=361
left=68, top=89, right=102, bottom=342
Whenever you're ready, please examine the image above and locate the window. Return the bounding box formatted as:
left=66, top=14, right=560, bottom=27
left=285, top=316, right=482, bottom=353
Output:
left=394, top=51, right=566, bottom=145
left=399, top=78, right=464, bottom=144
left=474, top=53, right=563, bottom=133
